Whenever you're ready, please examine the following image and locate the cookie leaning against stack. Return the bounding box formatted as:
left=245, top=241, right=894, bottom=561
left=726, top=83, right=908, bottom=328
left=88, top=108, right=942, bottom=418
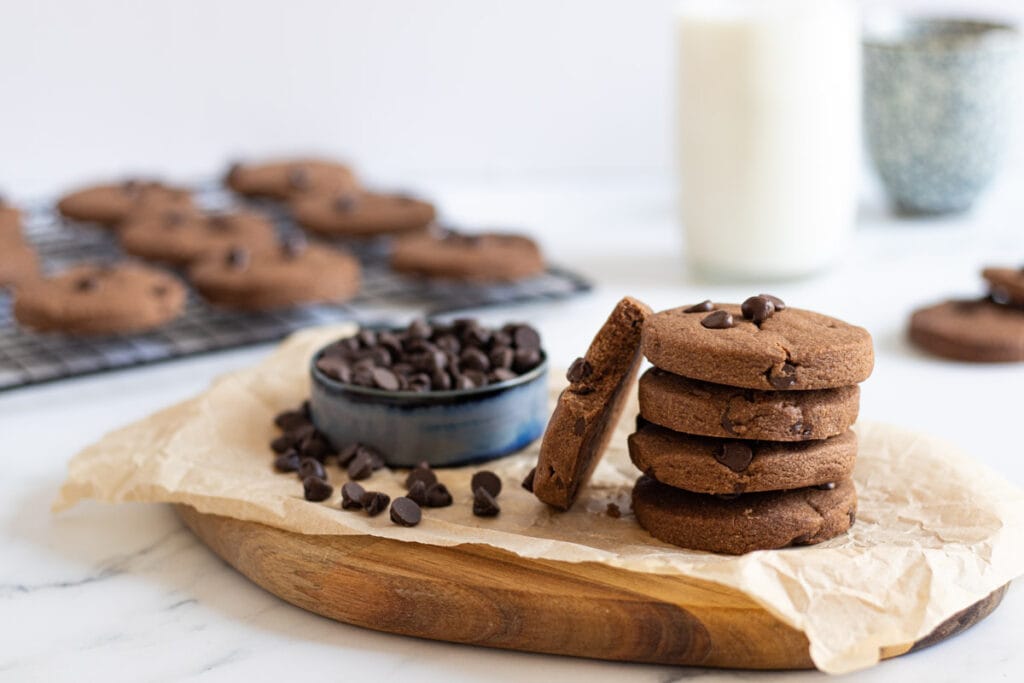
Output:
left=631, top=297, right=873, bottom=554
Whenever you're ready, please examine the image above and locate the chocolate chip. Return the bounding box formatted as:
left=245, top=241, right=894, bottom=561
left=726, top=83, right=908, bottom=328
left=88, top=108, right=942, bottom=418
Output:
left=297, top=457, right=326, bottom=480
left=512, top=325, right=541, bottom=351
left=274, top=409, right=310, bottom=432
left=208, top=214, right=231, bottom=231
left=472, top=487, right=500, bottom=517
left=281, top=234, right=307, bottom=259
left=337, top=443, right=360, bottom=467
left=333, top=195, right=358, bottom=213
left=361, top=491, right=390, bottom=516
left=741, top=295, right=776, bottom=324
left=424, top=483, right=453, bottom=507
left=489, top=347, right=514, bottom=370
left=768, top=362, right=798, bottom=389
left=273, top=450, right=301, bottom=473
left=371, top=367, right=400, bottom=391
left=512, top=348, right=542, bottom=373
left=815, top=482, right=837, bottom=491
left=347, top=451, right=374, bottom=480
left=471, top=471, right=502, bottom=498
left=225, top=247, right=249, bottom=269
left=405, top=463, right=438, bottom=490
left=298, top=432, right=334, bottom=461
left=316, top=356, right=351, bottom=383
left=390, top=497, right=422, bottom=527
left=163, top=210, right=187, bottom=228
left=521, top=467, right=536, bottom=492
left=606, top=503, right=621, bottom=518
left=408, top=319, right=432, bottom=339
left=566, top=357, right=592, bottom=383
left=75, top=276, right=97, bottom=292
left=287, top=166, right=310, bottom=190
left=701, top=310, right=734, bottom=329
left=270, top=434, right=296, bottom=454
left=302, top=476, right=333, bottom=502
left=489, top=368, right=517, bottom=383
left=715, top=442, right=753, bottom=473
left=407, top=480, right=428, bottom=506
left=759, top=294, right=786, bottom=311
left=684, top=300, right=714, bottom=313
left=460, top=347, right=490, bottom=372
left=341, top=481, right=366, bottom=509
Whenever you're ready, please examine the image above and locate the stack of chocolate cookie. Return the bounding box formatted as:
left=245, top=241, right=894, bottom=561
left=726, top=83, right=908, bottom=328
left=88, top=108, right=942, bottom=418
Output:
left=628, top=296, right=874, bottom=554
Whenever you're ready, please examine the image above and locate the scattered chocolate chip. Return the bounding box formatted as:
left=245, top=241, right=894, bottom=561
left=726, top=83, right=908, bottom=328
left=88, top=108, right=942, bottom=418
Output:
left=336, top=443, right=360, bottom=467
left=767, top=362, right=798, bottom=389
left=606, top=503, right=621, bottom=518
left=405, top=463, right=438, bottom=489
left=472, top=487, right=501, bottom=517
left=407, top=480, right=428, bottom=506
left=759, top=294, right=786, bottom=311
left=302, top=476, right=334, bottom=502
left=298, top=432, right=334, bottom=461
left=521, top=467, right=536, bottom=493
left=815, top=482, right=837, bottom=491
left=297, top=457, right=326, bottom=480
left=270, top=434, right=295, bottom=454
left=361, top=491, right=390, bottom=516
left=390, top=497, right=422, bottom=527
left=333, top=194, right=358, bottom=213
left=701, top=310, right=735, bottom=329
left=741, top=295, right=776, bottom=324
left=684, top=300, right=714, bottom=313
left=715, top=442, right=753, bottom=473
left=566, top=357, right=592, bottom=383
left=471, top=471, right=502, bottom=498
left=274, top=409, right=310, bottom=432
left=273, top=450, right=301, bottom=473
left=225, top=247, right=249, bottom=269
left=347, top=451, right=375, bottom=480
left=424, top=482, right=453, bottom=507
left=341, top=481, right=366, bottom=509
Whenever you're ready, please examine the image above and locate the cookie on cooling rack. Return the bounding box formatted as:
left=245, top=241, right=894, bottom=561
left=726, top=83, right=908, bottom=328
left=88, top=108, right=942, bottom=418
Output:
left=290, top=191, right=435, bottom=238
left=390, top=228, right=545, bottom=282
left=224, top=158, right=359, bottom=200
left=119, top=207, right=279, bottom=267
left=57, top=180, right=194, bottom=228
left=0, top=202, right=40, bottom=289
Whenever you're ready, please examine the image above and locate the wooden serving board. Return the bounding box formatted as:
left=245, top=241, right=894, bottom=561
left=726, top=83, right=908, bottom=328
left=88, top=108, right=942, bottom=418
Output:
left=176, top=505, right=1007, bottom=671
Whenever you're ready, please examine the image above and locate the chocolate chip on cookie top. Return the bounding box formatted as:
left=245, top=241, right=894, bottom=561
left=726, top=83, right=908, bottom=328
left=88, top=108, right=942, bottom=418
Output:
left=533, top=296, right=652, bottom=510
left=390, top=228, right=546, bottom=283
left=290, top=191, right=436, bottom=237
left=642, top=299, right=874, bottom=391
left=13, top=262, right=186, bottom=334
left=56, top=180, right=194, bottom=228
left=224, top=158, right=359, bottom=200
left=119, top=208, right=279, bottom=266
left=189, top=241, right=361, bottom=311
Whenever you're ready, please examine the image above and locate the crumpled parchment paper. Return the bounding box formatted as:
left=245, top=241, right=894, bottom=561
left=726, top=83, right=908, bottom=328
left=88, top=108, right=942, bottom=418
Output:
left=56, top=324, right=1024, bottom=674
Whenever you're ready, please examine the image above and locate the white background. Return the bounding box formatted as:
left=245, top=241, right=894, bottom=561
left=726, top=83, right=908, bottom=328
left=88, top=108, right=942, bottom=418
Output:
left=1, top=0, right=1023, bottom=196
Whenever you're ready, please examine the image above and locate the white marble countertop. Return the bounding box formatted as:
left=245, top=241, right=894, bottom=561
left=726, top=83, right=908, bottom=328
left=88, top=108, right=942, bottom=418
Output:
left=2, top=173, right=1022, bottom=682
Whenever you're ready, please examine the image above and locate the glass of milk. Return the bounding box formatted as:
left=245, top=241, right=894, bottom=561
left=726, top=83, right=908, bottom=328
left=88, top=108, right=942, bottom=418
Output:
left=676, top=0, right=861, bottom=280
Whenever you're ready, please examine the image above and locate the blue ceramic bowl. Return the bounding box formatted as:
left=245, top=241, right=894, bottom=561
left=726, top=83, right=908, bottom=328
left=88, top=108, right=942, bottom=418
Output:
left=308, top=339, right=549, bottom=468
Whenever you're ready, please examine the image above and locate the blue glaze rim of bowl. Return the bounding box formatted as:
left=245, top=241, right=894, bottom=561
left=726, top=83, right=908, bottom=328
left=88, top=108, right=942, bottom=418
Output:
left=310, top=339, right=548, bottom=406
left=864, top=18, right=1020, bottom=52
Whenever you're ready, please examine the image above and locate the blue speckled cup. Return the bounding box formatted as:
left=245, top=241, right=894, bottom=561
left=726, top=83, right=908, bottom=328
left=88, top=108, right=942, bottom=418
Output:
left=309, top=340, right=549, bottom=468
left=864, top=19, right=1021, bottom=214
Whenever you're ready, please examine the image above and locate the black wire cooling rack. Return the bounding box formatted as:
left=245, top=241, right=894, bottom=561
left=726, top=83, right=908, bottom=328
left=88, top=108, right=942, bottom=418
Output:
left=0, top=185, right=591, bottom=391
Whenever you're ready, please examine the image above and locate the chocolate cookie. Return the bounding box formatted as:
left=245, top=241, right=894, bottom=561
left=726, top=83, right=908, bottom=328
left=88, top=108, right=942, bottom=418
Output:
left=632, top=475, right=857, bottom=554
left=290, top=191, right=435, bottom=237
left=628, top=422, right=858, bottom=495
left=13, top=263, right=186, bottom=334
left=533, top=297, right=652, bottom=510
left=638, top=367, right=859, bottom=442
left=224, top=158, right=358, bottom=199
left=391, top=229, right=545, bottom=282
left=57, top=181, right=193, bottom=228
left=189, top=241, right=361, bottom=311
left=642, top=302, right=874, bottom=391
left=983, top=266, right=1024, bottom=305
left=909, top=298, right=1024, bottom=362
left=0, top=205, right=39, bottom=289
left=119, top=208, right=279, bottom=266
left=0, top=202, right=22, bottom=237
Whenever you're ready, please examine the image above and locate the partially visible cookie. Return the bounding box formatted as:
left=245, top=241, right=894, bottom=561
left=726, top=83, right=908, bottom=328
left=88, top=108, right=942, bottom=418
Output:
left=909, top=298, right=1024, bottom=362
left=224, top=158, right=358, bottom=199
left=189, top=240, right=361, bottom=311
left=983, top=267, right=1024, bottom=306
left=628, top=422, right=858, bottom=495
left=632, top=475, right=857, bottom=554
left=13, top=263, right=186, bottom=334
left=0, top=203, right=40, bottom=289
left=290, top=191, right=435, bottom=237
left=533, top=297, right=652, bottom=510
left=1, top=202, right=22, bottom=238
left=638, top=367, right=859, bottom=442
left=391, top=229, right=545, bottom=282
left=119, top=208, right=279, bottom=266
left=57, top=181, right=194, bottom=228
left=642, top=302, right=874, bottom=391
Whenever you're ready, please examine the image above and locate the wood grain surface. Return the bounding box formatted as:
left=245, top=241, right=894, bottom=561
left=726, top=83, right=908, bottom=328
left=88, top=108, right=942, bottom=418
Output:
left=176, top=505, right=1007, bottom=671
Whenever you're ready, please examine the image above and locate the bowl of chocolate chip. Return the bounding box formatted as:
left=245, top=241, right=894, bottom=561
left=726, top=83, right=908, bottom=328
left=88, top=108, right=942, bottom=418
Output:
left=309, top=318, right=548, bottom=467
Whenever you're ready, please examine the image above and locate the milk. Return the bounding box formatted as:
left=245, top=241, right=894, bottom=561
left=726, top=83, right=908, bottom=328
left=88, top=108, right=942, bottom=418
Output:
left=676, top=0, right=861, bottom=280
